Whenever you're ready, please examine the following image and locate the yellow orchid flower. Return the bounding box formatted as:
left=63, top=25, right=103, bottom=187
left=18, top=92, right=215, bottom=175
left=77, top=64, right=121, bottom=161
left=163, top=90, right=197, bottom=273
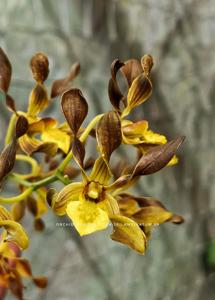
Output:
left=0, top=206, right=46, bottom=299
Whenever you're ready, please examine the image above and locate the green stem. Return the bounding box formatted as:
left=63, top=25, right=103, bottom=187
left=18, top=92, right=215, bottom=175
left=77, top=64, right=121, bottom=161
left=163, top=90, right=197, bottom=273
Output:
left=0, top=187, right=33, bottom=204
left=5, top=114, right=17, bottom=145
left=58, top=114, right=103, bottom=172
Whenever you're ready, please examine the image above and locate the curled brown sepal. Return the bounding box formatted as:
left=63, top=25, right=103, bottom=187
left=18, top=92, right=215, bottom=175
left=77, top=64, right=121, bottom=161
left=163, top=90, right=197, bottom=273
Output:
left=108, top=59, right=125, bottom=111
left=51, top=62, right=80, bottom=98
left=132, top=136, right=185, bottom=177
left=0, top=138, right=16, bottom=182
left=0, top=116, right=29, bottom=182
left=30, top=52, right=49, bottom=83
left=15, top=115, right=29, bottom=138
left=96, top=111, right=122, bottom=162
left=0, top=48, right=12, bottom=93
left=61, top=88, right=88, bottom=135
left=72, top=137, right=85, bottom=168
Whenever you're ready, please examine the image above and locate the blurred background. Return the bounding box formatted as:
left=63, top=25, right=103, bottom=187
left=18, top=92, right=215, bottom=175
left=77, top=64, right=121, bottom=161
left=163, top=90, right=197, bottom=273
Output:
left=0, top=0, right=215, bottom=299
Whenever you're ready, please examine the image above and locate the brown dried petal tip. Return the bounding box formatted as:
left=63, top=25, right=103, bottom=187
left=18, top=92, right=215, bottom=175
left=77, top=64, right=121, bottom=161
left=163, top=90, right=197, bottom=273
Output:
left=30, top=52, right=49, bottom=83
left=0, top=48, right=12, bottom=93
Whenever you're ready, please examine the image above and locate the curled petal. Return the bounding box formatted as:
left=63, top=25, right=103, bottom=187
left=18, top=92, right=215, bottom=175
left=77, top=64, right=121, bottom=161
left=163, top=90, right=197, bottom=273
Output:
left=51, top=62, right=80, bottom=98
left=122, top=120, right=149, bottom=144
left=19, top=134, right=57, bottom=156
left=122, top=74, right=152, bottom=117
left=0, top=138, right=17, bottom=182
left=61, top=88, right=88, bottom=135
left=0, top=48, right=12, bottom=93
left=66, top=200, right=109, bottom=236
left=108, top=59, right=125, bottom=111
left=53, top=182, right=84, bottom=215
left=0, top=205, right=13, bottom=220
left=15, top=115, right=29, bottom=138
left=133, top=136, right=185, bottom=176
left=120, top=59, right=142, bottom=87
left=90, top=157, right=111, bottom=185
left=110, top=215, right=146, bottom=254
left=96, top=111, right=122, bottom=161
left=30, top=52, right=49, bottom=83
left=0, top=220, right=29, bottom=249
left=27, top=83, right=49, bottom=116
left=41, top=126, right=70, bottom=154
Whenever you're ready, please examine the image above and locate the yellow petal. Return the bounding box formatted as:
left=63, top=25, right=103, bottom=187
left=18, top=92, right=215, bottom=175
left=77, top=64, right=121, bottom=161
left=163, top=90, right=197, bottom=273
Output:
left=0, top=220, right=29, bottom=249
left=142, top=130, right=167, bottom=144
left=90, top=157, right=111, bottom=185
left=110, top=215, right=146, bottom=254
left=66, top=200, right=109, bottom=236
left=27, top=83, right=49, bottom=116
left=122, top=120, right=149, bottom=144
left=53, top=182, right=84, bottom=215
left=41, top=127, right=70, bottom=154
left=98, top=194, right=120, bottom=216
left=35, top=189, right=48, bottom=218
left=167, top=155, right=179, bottom=166
left=122, top=74, right=152, bottom=117
left=0, top=205, right=13, bottom=220
left=19, top=134, right=57, bottom=156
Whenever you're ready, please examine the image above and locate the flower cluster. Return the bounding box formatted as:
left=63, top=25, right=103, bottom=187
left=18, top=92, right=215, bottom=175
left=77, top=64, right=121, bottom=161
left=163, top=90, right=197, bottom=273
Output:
left=0, top=48, right=184, bottom=298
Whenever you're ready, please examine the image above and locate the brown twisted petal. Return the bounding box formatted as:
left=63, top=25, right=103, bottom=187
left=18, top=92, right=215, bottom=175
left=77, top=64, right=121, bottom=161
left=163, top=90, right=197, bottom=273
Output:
left=15, top=115, right=29, bottom=138
left=51, top=62, right=80, bottom=98
left=141, top=54, right=154, bottom=77
left=108, top=59, right=125, bottom=111
left=61, top=88, right=88, bottom=135
left=30, top=52, right=49, bottom=83
left=110, top=215, right=146, bottom=254
left=0, top=137, right=17, bottom=182
left=72, top=137, right=85, bottom=168
left=120, top=59, right=142, bottom=87
left=124, top=73, right=152, bottom=116
left=133, top=136, right=185, bottom=176
left=96, top=111, right=122, bottom=161
left=0, top=48, right=12, bottom=93
left=27, top=83, right=49, bottom=116
left=19, top=134, right=57, bottom=156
